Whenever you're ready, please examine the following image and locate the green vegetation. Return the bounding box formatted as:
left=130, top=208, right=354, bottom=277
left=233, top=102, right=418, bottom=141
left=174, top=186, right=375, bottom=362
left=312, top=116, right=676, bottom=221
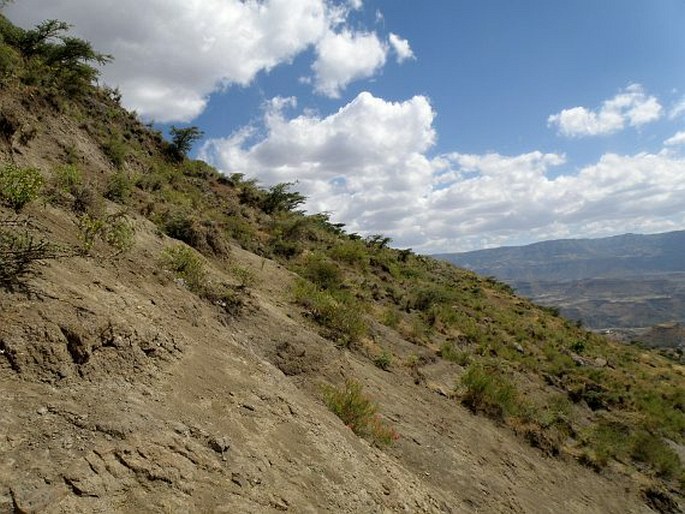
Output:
left=159, top=244, right=207, bottom=294
left=77, top=212, right=134, bottom=256
left=0, top=163, right=43, bottom=211
left=324, top=379, right=399, bottom=446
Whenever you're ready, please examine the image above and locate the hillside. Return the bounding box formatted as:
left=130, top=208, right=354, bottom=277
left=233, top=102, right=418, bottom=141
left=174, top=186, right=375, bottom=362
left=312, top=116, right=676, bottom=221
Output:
left=435, top=232, right=685, bottom=333
left=0, top=16, right=684, bottom=513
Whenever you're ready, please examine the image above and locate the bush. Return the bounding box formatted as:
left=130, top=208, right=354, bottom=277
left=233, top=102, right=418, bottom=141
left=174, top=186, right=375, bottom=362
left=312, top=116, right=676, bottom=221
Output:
left=439, top=342, right=470, bottom=366
left=0, top=163, right=43, bottom=211
left=373, top=350, right=392, bottom=370
left=104, top=170, right=132, bottom=203
left=324, top=379, right=398, bottom=446
left=160, top=244, right=207, bottom=293
left=461, top=361, right=521, bottom=420
left=293, top=278, right=366, bottom=346
left=298, top=253, right=342, bottom=291
left=77, top=212, right=134, bottom=255
left=0, top=220, right=63, bottom=289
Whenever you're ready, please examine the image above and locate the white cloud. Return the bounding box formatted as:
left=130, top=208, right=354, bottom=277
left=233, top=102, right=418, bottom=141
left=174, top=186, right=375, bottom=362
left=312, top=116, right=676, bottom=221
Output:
left=670, top=97, right=685, bottom=119
left=4, top=0, right=394, bottom=121
left=388, top=33, right=415, bottom=63
left=202, top=93, right=685, bottom=252
left=548, top=84, right=663, bottom=138
left=311, top=29, right=387, bottom=98
left=664, top=131, right=685, bottom=146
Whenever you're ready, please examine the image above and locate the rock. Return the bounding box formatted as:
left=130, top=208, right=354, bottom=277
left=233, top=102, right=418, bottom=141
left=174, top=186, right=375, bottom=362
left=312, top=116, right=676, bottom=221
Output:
left=209, top=436, right=231, bottom=454
left=11, top=481, right=68, bottom=514
left=513, top=342, right=525, bottom=354
left=594, top=357, right=608, bottom=367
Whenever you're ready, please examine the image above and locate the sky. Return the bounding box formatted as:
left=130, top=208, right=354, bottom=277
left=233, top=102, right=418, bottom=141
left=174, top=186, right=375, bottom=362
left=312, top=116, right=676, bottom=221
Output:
left=5, top=0, right=685, bottom=253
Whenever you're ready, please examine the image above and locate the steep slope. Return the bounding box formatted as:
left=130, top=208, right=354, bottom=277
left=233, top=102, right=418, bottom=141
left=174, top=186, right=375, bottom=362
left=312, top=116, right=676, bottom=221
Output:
left=0, top=16, right=683, bottom=513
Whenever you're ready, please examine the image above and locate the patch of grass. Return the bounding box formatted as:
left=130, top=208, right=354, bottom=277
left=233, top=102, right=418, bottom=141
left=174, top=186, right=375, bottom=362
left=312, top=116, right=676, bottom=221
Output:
left=460, top=361, right=522, bottom=421
left=104, top=170, right=133, bottom=203
left=293, top=278, right=366, bottom=346
left=373, top=350, right=392, bottom=371
left=439, top=342, right=470, bottom=366
left=298, top=252, right=342, bottom=291
left=324, top=379, right=399, bottom=446
left=0, top=163, right=43, bottom=211
left=159, top=244, right=207, bottom=293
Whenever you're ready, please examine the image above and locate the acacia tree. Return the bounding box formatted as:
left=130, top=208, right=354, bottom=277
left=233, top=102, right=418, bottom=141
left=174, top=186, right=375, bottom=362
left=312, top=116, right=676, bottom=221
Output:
left=168, top=126, right=203, bottom=161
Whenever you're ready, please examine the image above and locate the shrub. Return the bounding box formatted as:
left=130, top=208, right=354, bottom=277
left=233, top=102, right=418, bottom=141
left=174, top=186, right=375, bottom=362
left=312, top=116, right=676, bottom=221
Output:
left=324, top=379, right=398, bottom=446
left=373, top=350, right=392, bottom=370
left=461, top=361, right=521, bottom=420
left=293, top=278, right=366, bottom=346
left=0, top=163, right=43, bottom=211
left=298, top=253, right=342, bottom=291
left=168, top=126, right=203, bottom=161
left=104, top=170, right=132, bottom=203
left=160, top=244, right=207, bottom=293
left=0, top=220, right=63, bottom=289
left=630, top=431, right=682, bottom=479
left=77, top=212, right=134, bottom=255
left=52, top=164, right=83, bottom=194
left=439, top=342, right=470, bottom=366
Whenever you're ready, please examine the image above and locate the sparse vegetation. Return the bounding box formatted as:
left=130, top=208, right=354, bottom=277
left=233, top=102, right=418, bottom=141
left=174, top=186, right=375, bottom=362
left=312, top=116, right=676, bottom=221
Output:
left=0, top=218, right=63, bottom=289
left=324, top=379, right=399, bottom=446
left=159, top=244, right=207, bottom=293
left=0, top=162, right=43, bottom=211
left=0, top=13, right=681, bottom=504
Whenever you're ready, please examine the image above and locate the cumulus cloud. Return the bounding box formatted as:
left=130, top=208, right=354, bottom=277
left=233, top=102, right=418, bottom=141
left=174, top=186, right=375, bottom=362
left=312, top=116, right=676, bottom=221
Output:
left=548, top=84, right=663, bottom=138
left=202, top=93, right=685, bottom=252
left=311, top=30, right=388, bottom=97
left=664, top=131, right=685, bottom=146
left=5, top=0, right=409, bottom=121
left=388, top=33, right=415, bottom=63
left=201, top=91, right=435, bottom=237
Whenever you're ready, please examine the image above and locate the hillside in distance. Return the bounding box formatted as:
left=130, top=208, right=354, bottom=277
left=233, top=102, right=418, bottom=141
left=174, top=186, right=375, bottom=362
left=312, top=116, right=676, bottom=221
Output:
left=435, top=231, right=685, bottom=333
left=0, top=15, right=683, bottom=513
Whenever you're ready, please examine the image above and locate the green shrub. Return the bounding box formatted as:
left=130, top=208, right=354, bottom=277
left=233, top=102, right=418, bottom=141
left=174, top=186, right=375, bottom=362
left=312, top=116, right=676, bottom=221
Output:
left=102, top=135, right=127, bottom=168
left=160, top=244, right=207, bottom=293
left=373, top=350, right=392, bottom=370
left=461, top=361, right=521, bottom=420
left=440, top=342, right=470, bottom=366
left=324, top=379, right=398, bottom=446
left=77, top=212, right=135, bottom=255
left=293, top=278, right=366, bottom=346
left=630, top=431, right=682, bottom=479
left=231, top=265, right=256, bottom=289
left=52, top=164, right=83, bottom=194
left=0, top=163, right=43, bottom=211
left=104, top=170, right=132, bottom=203
left=298, top=253, right=342, bottom=291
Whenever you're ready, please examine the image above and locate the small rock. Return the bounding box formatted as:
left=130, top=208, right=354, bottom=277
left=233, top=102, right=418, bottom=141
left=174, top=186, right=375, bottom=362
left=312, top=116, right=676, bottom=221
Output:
left=241, top=403, right=256, bottom=412
left=594, top=357, right=608, bottom=367
left=513, top=343, right=525, bottom=354
left=231, top=472, right=246, bottom=488
left=209, top=436, right=231, bottom=454
left=36, top=407, right=48, bottom=416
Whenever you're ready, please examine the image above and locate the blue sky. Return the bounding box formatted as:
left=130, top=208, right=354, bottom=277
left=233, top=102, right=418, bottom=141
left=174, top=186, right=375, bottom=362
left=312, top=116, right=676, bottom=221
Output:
left=5, top=1, right=685, bottom=252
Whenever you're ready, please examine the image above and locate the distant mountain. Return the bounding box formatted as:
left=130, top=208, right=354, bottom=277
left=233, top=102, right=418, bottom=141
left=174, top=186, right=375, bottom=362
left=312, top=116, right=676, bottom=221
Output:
left=435, top=231, right=685, bottom=331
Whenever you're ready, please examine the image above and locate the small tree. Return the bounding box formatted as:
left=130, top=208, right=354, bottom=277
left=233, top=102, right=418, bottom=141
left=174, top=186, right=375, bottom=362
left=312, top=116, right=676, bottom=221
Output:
left=168, top=126, right=203, bottom=161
